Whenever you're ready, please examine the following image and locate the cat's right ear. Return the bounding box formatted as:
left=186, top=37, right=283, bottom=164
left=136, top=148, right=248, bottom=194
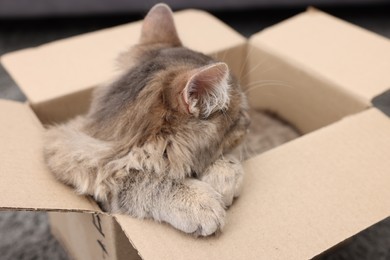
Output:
left=140, top=4, right=182, bottom=46
left=181, top=62, right=231, bottom=118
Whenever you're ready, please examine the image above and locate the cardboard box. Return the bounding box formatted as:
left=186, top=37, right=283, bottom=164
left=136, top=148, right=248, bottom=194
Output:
left=1, top=8, right=390, bottom=260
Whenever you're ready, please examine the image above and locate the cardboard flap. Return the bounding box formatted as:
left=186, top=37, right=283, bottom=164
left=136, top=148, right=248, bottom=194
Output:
left=0, top=100, right=99, bottom=212
left=114, top=108, right=390, bottom=260
left=1, top=10, right=245, bottom=105
left=250, top=8, right=390, bottom=103
left=244, top=43, right=367, bottom=134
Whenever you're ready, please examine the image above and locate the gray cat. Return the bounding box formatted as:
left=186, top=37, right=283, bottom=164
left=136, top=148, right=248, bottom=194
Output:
left=44, top=4, right=250, bottom=236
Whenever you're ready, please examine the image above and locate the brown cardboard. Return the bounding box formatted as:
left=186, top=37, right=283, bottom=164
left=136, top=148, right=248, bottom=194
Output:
left=1, top=10, right=246, bottom=123
left=250, top=8, right=390, bottom=102
left=246, top=8, right=390, bottom=133
left=0, top=100, right=98, bottom=212
left=49, top=212, right=140, bottom=260
left=244, top=43, right=367, bottom=133
left=1, top=7, right=390, bottom=260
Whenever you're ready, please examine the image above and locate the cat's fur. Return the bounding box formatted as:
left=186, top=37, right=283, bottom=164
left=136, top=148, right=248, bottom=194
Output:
left=44, top=4, right=250, bottom=236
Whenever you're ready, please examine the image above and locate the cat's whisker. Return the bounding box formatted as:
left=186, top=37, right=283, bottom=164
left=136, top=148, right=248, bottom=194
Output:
left=240, top=56, right=286, bottom=88
left=244, top=84, right=290, bottom=94
left=244, top=80, right=295, bottom=94
left=245, top=79, right=294, bottom=88
left=213, top=50, right=228, bottom=66
left=238, top=46, right=254, bottom=80
left=222, top=50, right=228, bottom=63
left=240, top=58, right=269, bottom=81
left=254, top=63, right=279, bottom=76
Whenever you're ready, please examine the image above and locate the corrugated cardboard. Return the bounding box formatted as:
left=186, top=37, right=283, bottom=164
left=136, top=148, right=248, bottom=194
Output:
left=0, top=100, right=98, bottom=212
left=49, top=212, right=140, bottom=260
left=1, top=7, right=390, bottom=260
left=247, top=9, right=390, bottom=133
left=250, top=8, right=390, bottom=101
left=244, top=43, right=367, bottom=133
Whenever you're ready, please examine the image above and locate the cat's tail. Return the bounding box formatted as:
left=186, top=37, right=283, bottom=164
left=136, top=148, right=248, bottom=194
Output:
left=43, top=117, right=114, bottom=202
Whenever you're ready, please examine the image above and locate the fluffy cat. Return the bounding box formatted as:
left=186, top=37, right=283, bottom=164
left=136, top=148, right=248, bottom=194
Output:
left=44, top=4, right=250, bottom=236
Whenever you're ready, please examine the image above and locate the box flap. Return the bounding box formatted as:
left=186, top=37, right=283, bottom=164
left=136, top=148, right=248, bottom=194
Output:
left=250, top=8, right=390, bottom=103
left=1, top=10, right=245, bottom=105
left=114, top=108, right=390, bottom=259
left=0, top=100, right=99, bottom=212
left=244, top=43, right=367, bottom=134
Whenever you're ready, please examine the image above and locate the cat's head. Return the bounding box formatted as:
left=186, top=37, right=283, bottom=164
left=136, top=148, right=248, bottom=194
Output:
left=88, top=4, right=250, bottom=174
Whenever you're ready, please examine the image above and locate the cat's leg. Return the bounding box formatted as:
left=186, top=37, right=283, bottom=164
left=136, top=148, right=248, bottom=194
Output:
left=199, top=155, right=244, bottom=207
left=43, top=117, right=113, bottom=200
left=111, top=175, right=226, bottom=236
left=159, top=178, right=226, bottom=236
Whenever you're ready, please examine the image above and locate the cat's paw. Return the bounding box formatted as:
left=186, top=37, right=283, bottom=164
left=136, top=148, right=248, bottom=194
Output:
left=200, top=157, right=244, bottom=207
left=161, top=179, right=226, bottom=237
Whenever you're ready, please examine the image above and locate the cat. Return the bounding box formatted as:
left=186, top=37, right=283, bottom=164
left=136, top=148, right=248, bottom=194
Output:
left=43, top=3, right=250, bottom=237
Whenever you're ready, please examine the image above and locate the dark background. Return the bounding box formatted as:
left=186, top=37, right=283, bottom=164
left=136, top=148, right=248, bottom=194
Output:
left=0, top=2, right=390, bottom=260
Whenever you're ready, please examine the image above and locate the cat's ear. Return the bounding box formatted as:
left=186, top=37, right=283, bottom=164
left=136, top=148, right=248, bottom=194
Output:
left=140, top=4, right=182, bottom=46
left=182, top=62, right=230, bottom=118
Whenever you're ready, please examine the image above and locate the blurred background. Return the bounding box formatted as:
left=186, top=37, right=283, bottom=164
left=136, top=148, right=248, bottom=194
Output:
left=1, top=1, right=390, bottom=259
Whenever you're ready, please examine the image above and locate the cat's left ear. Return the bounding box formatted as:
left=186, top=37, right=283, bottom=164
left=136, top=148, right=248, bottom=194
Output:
left=140, top=4, right=182, bottom=46
left=182, top=62, right=230, bottom=118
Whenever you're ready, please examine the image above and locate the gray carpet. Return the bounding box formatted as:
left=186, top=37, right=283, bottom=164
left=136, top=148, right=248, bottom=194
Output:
left=1, top=6, right=390, bottom=260
left=0, top=212, right=68, bottom=260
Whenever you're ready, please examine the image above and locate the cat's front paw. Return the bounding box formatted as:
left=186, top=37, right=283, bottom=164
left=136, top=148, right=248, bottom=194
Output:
left=200, top=157, right=244, bottom=207
left=161, top=179, right=226, bottom=237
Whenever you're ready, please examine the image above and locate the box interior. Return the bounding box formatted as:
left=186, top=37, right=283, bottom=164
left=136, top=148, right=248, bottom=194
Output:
left=1, top=8, right=390, bottom=260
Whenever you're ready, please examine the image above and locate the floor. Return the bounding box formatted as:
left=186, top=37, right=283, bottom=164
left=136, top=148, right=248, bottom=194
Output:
left=1, top=4, right=390, bottom=260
